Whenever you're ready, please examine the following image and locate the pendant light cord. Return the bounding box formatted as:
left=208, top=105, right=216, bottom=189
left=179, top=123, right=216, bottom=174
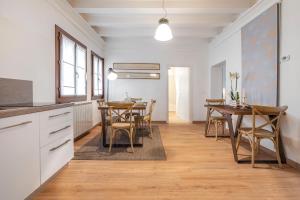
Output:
left=162, top=0, right=167, bottom=18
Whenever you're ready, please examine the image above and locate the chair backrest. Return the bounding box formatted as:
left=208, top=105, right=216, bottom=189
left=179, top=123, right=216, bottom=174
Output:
left=251, top=105, right=288, bottom=137
left=97, top=99, right=105, bottom=107
left=107, top=102, right=134, bottom=127
left=145, top=99, right=156, bottom=117
left=206, top=98, right=225, bottom=116
left=130, top=97, right=142, bottom=103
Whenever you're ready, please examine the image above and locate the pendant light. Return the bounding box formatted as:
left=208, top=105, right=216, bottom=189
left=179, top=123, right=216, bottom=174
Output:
left=106, top=67, right=118, bottom=102
left=107, top=67, right=118, bottom=80
left=154, top=0, right=173, bottom=41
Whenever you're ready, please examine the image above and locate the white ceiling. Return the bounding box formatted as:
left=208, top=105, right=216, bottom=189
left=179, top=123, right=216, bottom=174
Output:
left=67, top=0, right=257, bottom=40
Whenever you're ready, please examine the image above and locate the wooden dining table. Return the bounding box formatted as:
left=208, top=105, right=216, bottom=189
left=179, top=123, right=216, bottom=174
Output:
left=204, top=104, right=286, bottom=164
left=98, top=102, right=147, bottom=148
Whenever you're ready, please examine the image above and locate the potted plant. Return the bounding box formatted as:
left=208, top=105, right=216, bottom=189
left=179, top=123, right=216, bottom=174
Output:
left=229, top=72, right=240, bottom=106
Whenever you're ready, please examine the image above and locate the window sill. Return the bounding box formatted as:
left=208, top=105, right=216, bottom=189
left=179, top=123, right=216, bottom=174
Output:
left=56, top=96, right=87, bottom=103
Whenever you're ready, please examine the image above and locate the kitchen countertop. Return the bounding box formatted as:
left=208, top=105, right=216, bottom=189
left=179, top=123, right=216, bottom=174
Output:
left=0, top=103, right=74, bottom=119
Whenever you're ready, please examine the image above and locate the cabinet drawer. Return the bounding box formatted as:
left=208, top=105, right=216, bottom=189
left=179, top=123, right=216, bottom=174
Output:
left=40, top=120, right=73, bottom=147
left=40, top=134, right=74, bottom=184
left=40, top=107, right=73, bottom=127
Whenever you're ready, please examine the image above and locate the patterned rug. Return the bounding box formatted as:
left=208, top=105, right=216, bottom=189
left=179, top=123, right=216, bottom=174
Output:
left=73, top=126, right=167, bottom=160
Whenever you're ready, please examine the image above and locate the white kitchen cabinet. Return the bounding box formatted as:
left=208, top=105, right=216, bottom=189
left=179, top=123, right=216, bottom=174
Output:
left=39, top=107, right=74, bottom=184
left=40, top=133, right=74, bottom=184
left=39, top=107, right=73, bottom=147
left=0, top=106, right=74, bottom=200
left=0, top=113, right=40, bottom=200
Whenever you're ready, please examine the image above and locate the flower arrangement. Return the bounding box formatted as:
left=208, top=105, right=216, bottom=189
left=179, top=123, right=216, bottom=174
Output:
left=229, top=72, right=240, bottom=104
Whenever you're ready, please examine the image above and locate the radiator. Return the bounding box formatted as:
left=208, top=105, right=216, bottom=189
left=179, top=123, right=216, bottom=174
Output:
left=73, top=102, right=93, bottom=139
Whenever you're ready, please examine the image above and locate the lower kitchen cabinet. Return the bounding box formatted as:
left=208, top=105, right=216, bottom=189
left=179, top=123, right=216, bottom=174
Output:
left=0, top=106, right=74, bottom=200
left=0, top=113, right=40, bottom=200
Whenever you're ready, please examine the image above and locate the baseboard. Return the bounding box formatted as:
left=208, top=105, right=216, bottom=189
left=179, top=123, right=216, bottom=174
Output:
left=192, top=121, right=206, bottom=124
left=240, top=137, right=300, bottom=170
left=152, top=121, right=167, bottom=124
left=74, top=122, right=101, bottom=141
left=258, top=142, right=300, bottom=170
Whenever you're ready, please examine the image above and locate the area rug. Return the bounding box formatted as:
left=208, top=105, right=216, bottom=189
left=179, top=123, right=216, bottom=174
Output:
left=73, top=126, right=167, bottom=160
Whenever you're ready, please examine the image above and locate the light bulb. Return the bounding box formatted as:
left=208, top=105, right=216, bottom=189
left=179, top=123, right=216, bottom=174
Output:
left=107, top=68, right=118, bottom=80
left=154, top=18, right=173, bottom=41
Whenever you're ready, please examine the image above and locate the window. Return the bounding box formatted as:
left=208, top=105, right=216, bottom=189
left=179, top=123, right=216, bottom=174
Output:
left=55, top=25, right=87, bottom=103
left=91, top=51, right=104, bottom=99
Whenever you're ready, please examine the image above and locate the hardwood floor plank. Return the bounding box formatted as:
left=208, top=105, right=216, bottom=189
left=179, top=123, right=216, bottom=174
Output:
left=33, top=123, right=300, bottom=200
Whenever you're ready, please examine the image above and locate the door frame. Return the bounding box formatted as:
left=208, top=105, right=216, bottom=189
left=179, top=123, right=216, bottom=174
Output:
left=167, top=66, right=192, bottom=123
left=210, top=61, right=226, bottom=98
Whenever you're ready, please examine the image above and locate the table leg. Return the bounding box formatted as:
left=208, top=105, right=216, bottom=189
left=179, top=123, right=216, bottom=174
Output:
left=205, top=108, right=211, bottom=137
left=235, top=115, right=244, bottom=137
left=224, top=113, right=239, bottom=162
left=269, top=115, right=287, bottom=164
left=100, top=109, right=107, bottom=147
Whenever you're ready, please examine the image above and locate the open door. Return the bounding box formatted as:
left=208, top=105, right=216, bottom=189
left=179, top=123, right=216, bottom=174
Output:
left=168, top=67, right=191, bottom=123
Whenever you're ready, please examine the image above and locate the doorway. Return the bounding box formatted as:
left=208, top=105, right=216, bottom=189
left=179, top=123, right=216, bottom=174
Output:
left=168, top=67, right=191, bottom=123
left=211, top=61, right=226, bottom=98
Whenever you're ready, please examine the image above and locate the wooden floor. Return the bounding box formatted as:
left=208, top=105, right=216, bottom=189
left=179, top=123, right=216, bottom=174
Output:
left=33, top=123, right=300, bottom=200
left=168, top=111, right=189, bottom=124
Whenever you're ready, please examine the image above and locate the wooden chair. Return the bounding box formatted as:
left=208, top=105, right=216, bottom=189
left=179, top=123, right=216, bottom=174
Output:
left=97, top=99, right=105, bottom=107
left=206, top=99, right=226, bottom=140
left=107, top=102, right=135, bottom=153
left=236, top=105, right=288, bottom=168
left=142, top=100, right=156, bottom=138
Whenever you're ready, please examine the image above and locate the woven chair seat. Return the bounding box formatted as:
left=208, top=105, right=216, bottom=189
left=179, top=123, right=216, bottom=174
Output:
left=112, top=123, right=135, bottom=129
left=238, top=127, right=274, bottom=137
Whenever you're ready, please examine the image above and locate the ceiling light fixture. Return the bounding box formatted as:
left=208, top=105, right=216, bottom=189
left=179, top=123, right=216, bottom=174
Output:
left=154, top=0, right=173, bottom=41
left=107, top=67, right=118, bottom=80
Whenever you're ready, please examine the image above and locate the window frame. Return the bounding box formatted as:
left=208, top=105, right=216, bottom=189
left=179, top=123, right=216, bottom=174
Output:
left=55, top=25, right=87, bottom=103
left=91, top=51, right=105, bottom=100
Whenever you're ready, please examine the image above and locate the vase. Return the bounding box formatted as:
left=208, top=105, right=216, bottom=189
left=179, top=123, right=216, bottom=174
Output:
left=230, top=100, right=240, bottom=107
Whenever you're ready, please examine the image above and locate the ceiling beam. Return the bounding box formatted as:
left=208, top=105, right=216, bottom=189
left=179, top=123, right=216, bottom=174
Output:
left=82, top=14, right=236, bottom=28
left=69, top=0, right=254, bottom=14
left=93, top=26, right=220, bottom=38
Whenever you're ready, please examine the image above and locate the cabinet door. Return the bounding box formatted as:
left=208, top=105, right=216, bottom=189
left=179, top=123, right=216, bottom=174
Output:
left=0, top=114, right=40, bottom=200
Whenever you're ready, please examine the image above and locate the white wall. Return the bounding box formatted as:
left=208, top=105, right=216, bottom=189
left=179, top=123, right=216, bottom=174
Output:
left=105, top=37, right=209, bottom=122
left=279, top=0, right=300, bottom=164
left=0, top=0, right=104, bottom=125
left=209, top=32, right=242, bottom=101
left=209, top=0, right=300, bottom=164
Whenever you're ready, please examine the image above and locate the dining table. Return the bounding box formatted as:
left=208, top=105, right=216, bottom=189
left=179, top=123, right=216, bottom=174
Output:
left=98, top=102, right=147, bottom=148
left=204, top=104, right=286, bottom=164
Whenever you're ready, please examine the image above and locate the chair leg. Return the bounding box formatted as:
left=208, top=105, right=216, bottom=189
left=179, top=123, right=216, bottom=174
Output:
left=222, top=122, right=225, bottom=135
left=149, top=120, right=153, bottom=138
left=132, top=127, right=136, bottom=140
left=206, top=120, right=211, bottom=136
left=215, top=121, right=218, bottom=141
left=274, top=140, right=282, bottom=168
left=129, top=128, right=134, bottom=153
left=109, top=129, right=114, bottom=153
left=251, top=136, right=256, bottom=168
